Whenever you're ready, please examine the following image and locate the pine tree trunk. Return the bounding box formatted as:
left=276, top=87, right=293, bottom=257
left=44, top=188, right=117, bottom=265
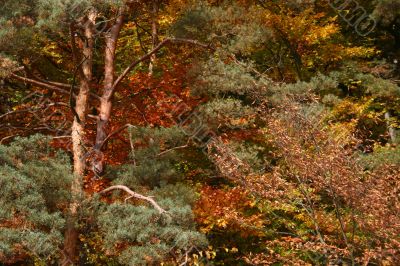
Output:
left=92, top=12, right=124, bottom=175
left=62, top=12, right=95, bottom=265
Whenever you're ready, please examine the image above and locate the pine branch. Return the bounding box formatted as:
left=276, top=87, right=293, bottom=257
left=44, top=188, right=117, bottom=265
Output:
left=100, top=185, right=167, bottom=214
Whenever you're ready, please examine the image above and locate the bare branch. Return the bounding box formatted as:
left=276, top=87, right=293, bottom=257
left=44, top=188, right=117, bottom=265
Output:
left=112, top=38, right=169, bottom=89
left=156, top=140, right=190, bottom=157
left=134, top=20, right=150, bottom=54
left=0, top=102, right=68, bottom=120
left=0, top=108, right=32, bottom=120
left=170, top=38, right=213, bottom=49
left=100, top=185, right=167, bottom=214
left=10, top=73, right=72, bottom=96
left=113, top=37, right=213, bottom=90
left=99, top=123, right=134, bottom=149
left=179, top=246, right=194, bottom=266
left=10, top=66, right=25, bottom=74
left=128, top=127, right=136, bottom=166
left=0, top=135, right=18, bottom=144
left=35, top=77, right=71, bottom=89
left=133, top=19, right=153, bottom=36
left=52, top=135, right=72, bottom=139
left=11, top=65, right=72, bottom=90
left=8, top=73, right=101, bottom=100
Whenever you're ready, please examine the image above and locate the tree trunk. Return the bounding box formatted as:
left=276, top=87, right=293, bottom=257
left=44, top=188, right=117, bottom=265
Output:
left=149, top=0, right=159, bottom=75
left=385, top=111, right=397, bottom=143
left=92, top=12, right=124, bottom=175
left=62, top=11, right=96, bottom=265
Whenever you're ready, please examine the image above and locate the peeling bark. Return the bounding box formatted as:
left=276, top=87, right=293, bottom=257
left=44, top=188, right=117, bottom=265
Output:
left=62, top=11, right=96, bottom=265
left=92, top=10, right=125, bottom=175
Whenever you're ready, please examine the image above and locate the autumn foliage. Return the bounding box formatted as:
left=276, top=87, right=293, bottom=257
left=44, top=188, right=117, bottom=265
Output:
left=1, top=0, right=400, bottom=265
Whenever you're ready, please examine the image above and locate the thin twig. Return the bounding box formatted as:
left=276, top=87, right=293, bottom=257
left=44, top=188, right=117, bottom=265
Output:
left=179, top=246, right=194, bottom=266
left=294, top=174, right=326, bottom=244
left=128, top=127, right=136, bottom=166
left=156, top=141, right=189, bottom=157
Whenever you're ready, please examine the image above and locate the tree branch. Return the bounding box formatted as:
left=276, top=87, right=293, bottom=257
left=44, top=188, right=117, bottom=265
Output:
left=113, top=37, right=213, bottom=90
left=99, top=185, right=167, bottom=214
left=171, top=37, right=213, bottom=49
left=11, top=65, right=74, bottom=90
left=134, top=20, right=150, bottom=54
left=156, top=140, right=190, bottom=157
left=34, top=76, right=71, bottom=89
left=9, top=73, right=101, bottom=100
left=10, top=73, right=72, bottom=96
left=0, top=108, right=32, bottom=120
left=99, top=123, right=134, bottom=149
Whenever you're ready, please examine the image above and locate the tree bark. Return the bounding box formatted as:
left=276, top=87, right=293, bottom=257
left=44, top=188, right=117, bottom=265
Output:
left=62, top=11, right=96, bottom=265
left=385, top=111, right=397, bottom=143
left=92, top=11, right=125, bottom=175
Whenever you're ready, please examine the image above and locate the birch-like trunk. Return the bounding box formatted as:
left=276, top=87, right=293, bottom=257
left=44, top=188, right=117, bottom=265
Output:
left=92, top=12, right=124, bottom=175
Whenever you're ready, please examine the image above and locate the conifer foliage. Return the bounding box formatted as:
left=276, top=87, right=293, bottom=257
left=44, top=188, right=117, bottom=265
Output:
left=0, top=135, right=71, bottom=264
